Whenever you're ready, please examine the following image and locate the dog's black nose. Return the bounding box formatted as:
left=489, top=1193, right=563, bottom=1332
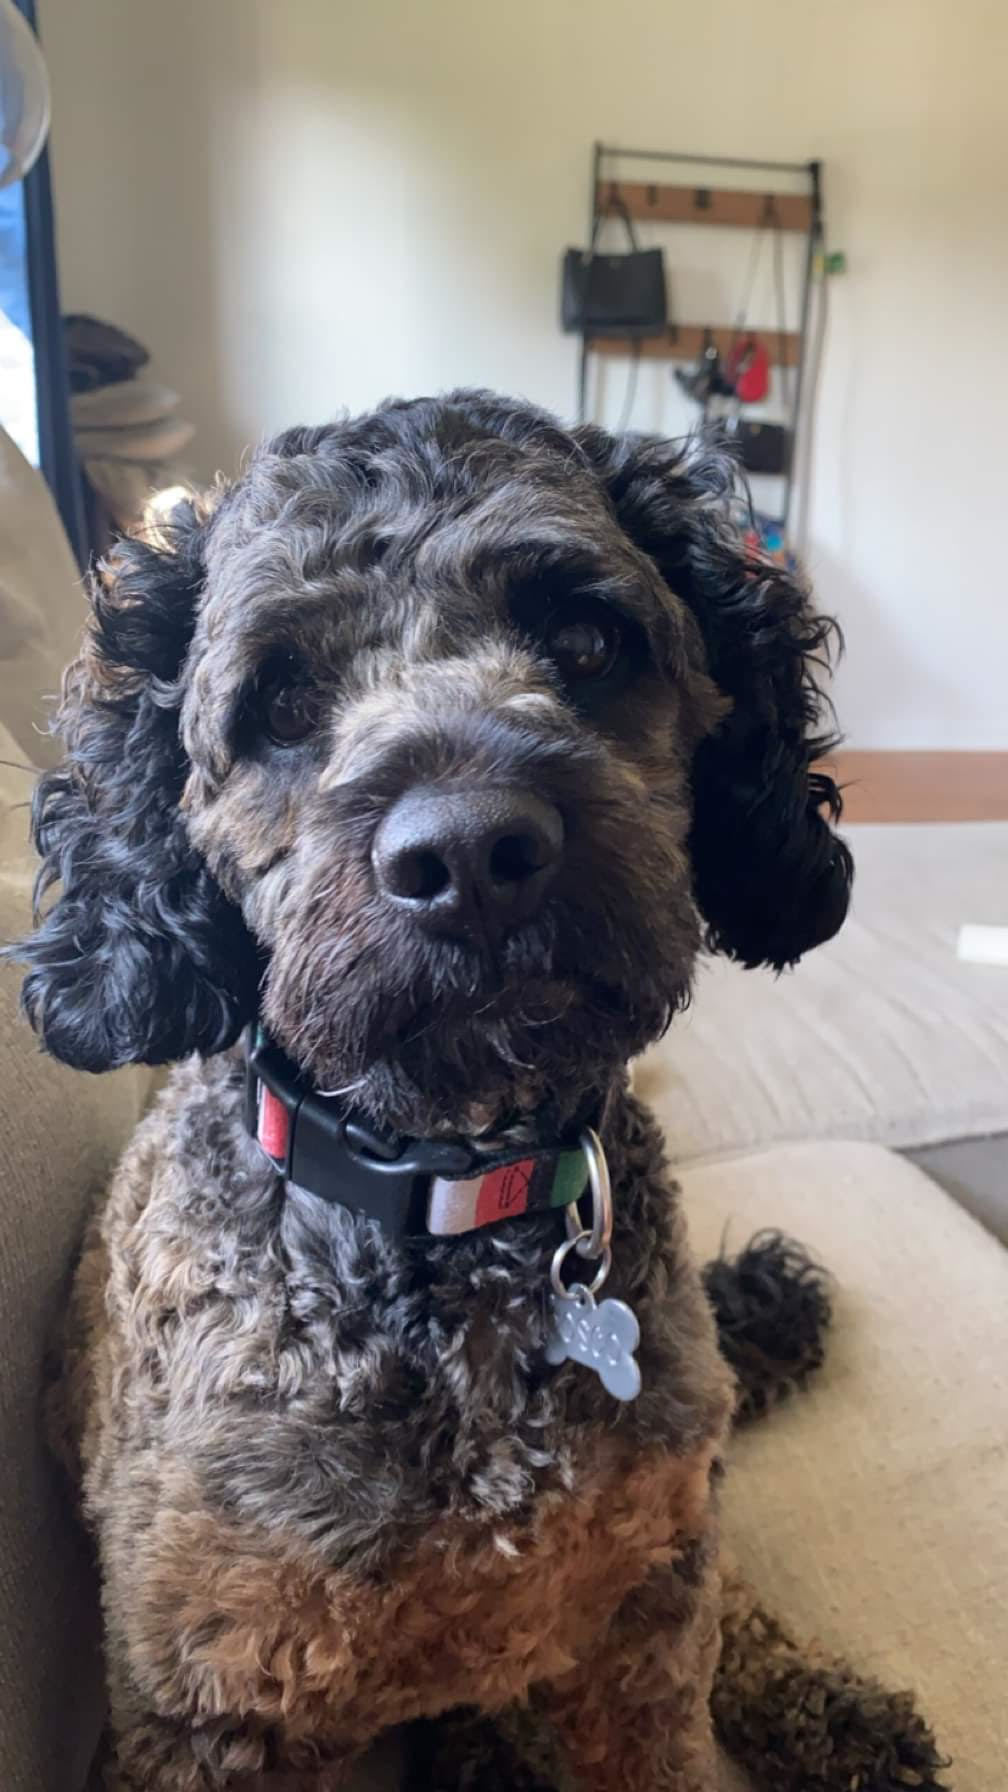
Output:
left=372, top=787, right=564, bottom=941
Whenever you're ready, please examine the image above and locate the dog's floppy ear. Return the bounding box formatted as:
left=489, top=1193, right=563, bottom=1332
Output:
left=579, top=426, right=853, bottom=968
left=15, top=496, right=260, bottom=1071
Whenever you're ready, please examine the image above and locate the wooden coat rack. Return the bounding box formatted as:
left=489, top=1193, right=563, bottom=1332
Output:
left=578, top=144, right=824, bottom=534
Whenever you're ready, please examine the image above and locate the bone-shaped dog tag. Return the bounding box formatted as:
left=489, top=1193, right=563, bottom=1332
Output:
left=545, top=1287, right=642, bottom=1402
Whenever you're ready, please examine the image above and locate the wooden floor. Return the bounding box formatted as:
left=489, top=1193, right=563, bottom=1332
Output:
left=828, top=752, right=1008, bottom=823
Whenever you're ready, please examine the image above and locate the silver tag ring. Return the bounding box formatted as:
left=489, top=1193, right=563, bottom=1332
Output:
left=564, top=1127, right=613, bottom=1260
left=550, top=1231, right=613, bottom=1300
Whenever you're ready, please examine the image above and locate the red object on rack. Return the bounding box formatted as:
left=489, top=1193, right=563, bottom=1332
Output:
left=727, top=334, right=771, bottom=403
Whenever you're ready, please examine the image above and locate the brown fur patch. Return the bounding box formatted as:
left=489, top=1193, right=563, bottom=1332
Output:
left=536, top=1555, right=722, bottom=1791
left=404, top=1551, right=722, bottom=1792
left=117, top=1440, right=717, bottom=1758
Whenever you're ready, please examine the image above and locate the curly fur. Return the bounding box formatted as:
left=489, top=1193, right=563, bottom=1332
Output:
left=10, top=391, right=936, bottom=1792
left=20, top=393, right=852, bottom=1100
left=715, top=1581, right=950, bottom=1790
left=578, top=427, right=853, bottom=968
left=22, top=497, right=260, bottom=1070
left=703, top=1230, right=833, bottom=1422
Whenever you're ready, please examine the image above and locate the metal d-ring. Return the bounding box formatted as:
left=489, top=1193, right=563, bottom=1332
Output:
left=550, top=1231, right=613, bottom=1301
left=564, top=1127, right=613, bottom=1260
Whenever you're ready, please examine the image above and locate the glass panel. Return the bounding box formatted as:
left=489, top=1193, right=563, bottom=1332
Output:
left=0, top=174, right=37, bottom=463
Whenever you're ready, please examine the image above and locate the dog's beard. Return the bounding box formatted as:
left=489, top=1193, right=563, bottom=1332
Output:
left=262, top=884, right=696, bottom=1137
left=345, top=973, right=677, bottom=1137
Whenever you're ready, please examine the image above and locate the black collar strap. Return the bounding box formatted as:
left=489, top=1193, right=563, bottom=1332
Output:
left=244, top=1028, right=592, bottom=1241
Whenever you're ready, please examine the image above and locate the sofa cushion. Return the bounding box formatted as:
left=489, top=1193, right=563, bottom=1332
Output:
left=637, top=822, right=1008, bottom=1169
left=682, top=1139, right=1008, bottom=1791
left=0, top=729, right=152, bottom=1792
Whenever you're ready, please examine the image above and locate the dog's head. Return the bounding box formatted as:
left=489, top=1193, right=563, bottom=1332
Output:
left=19, top=392, right=852, bottom=1133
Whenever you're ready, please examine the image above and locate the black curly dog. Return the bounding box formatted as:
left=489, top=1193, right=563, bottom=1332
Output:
left=16, top=394, right=947, bottom=1790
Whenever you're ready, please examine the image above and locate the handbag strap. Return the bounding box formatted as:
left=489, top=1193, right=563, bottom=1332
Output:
left=576, top=184, right=663, bottom=426
left=589, top=190, right=640, bottom=254
left=732, top=194, right=782, bottom=332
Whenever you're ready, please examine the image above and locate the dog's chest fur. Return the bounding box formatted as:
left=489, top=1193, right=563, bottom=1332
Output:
left=70, top=1055, right=731, bottom=1740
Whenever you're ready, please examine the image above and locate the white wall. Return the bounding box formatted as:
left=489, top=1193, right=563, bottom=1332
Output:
left=40, top=0, right=1008, bottom=748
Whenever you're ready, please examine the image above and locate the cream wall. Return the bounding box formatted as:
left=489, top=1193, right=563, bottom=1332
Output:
left=40, top=0, right=1008, bottom=748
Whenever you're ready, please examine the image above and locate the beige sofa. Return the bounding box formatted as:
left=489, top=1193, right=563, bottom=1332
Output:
left=2, top=432, right=1004, bottom=1790
left=0, top=431, right=154, bottom=1787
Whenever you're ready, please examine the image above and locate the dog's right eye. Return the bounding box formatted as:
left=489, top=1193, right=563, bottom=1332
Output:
left=260, top=682, right=320, bottom=745
left=248, top=659, right=322, bottom=748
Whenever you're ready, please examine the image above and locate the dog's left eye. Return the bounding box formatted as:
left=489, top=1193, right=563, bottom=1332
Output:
left=544, top=608, right=622, bottom=683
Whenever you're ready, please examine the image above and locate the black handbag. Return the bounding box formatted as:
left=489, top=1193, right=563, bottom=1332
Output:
left=726, top=418, right=792, bottom=476
left=561, top=200, right=667, bottom=337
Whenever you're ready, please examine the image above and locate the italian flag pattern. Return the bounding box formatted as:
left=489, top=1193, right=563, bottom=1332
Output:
left=427, top=1149, right=589, bottom=1236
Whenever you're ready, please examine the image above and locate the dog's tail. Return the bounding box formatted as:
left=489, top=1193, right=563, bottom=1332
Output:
left=714, top=1569, right=950, bottom=1790
left=702, top=1229, right=832, bottom=1423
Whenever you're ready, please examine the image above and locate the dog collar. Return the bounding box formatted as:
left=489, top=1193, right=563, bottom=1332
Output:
left=244, top=1028, right=593, bottom=1240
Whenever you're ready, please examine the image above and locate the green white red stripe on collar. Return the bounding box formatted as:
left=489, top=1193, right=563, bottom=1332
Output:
left=426, top=1147, right=589, bottom=1235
